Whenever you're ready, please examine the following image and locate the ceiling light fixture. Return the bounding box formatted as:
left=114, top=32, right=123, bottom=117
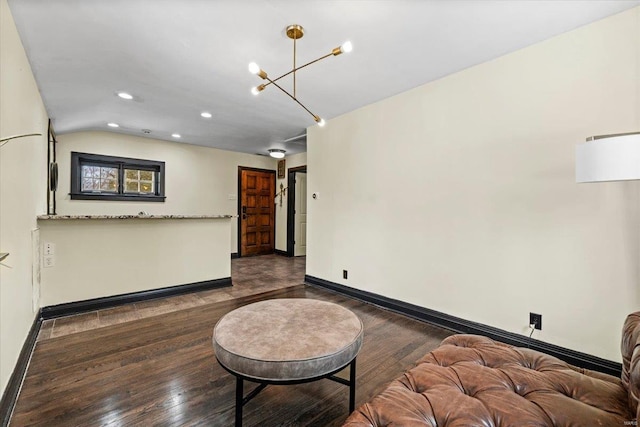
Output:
left=249, top=24, right=352, bottom=126
left=201, top=112, right=212, bottom=118
left=171, top=133, right=181, bottom=138
left=107, top=122, right=119, bottom=128
left=268, top=148, right=286, bottom=159
left=117, top=92, right=133, bottom=100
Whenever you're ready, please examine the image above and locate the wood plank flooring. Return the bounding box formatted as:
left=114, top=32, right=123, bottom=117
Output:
left=11, top=255, right=453, bottom=426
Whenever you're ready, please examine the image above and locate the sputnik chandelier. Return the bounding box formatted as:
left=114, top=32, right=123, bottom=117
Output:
left=249, top=24, right=352, bottom=126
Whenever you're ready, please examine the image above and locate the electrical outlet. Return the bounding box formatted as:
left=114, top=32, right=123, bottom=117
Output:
left=44, top=242, right=55, bottom=255
left=529, top=312, right=542, bottom=330
left=43, top=255, right=55, bottom=268
left=343, top=270, right=348, bottom=280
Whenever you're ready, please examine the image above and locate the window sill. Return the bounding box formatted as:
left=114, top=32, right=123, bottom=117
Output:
left=69, top=193, right=166, bottom=202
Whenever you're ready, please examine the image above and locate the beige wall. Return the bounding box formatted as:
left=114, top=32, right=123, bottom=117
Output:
left=38, top=218, right=231, bottom=306
left=56, top=132, right=276, bottom=254
left=307, top=7, right=640, bottom=362
left=0, top=0, right=48, bottom=394
left=275, top=152, right=307, bottom=251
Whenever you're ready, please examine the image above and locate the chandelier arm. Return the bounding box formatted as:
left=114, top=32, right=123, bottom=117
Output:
left=261, top=52, right=334, bottom=90
left=265, top=77, right=318, bottom=120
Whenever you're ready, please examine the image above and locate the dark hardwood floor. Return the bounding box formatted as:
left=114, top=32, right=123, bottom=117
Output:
left=11, top=255, right=453, bottom=426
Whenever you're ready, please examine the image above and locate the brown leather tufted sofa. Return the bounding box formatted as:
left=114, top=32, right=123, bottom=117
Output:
left=344, top=312, right=640, bottom=426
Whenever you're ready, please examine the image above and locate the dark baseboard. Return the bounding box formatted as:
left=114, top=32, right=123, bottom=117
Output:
left=41, top=277, right=232, bottom=320
left=305, top=275, right=622, bottom=377
left=231, top=252, right=239, bottom=259
left=0, top=313, right=41, bottom=427
left=274, top=249, right=289, bottom=257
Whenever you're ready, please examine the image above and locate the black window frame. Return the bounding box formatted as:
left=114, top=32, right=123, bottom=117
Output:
left=70, top=152, right=166, bottom=202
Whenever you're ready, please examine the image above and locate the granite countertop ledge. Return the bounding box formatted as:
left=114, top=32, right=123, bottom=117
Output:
left=37, top=214, right=235, bottom=220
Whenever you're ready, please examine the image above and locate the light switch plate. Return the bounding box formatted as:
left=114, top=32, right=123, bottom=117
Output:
left=44, top=242, right=55, bottom=255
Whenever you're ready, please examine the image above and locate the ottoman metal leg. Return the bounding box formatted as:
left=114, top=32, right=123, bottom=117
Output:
left=235, top=376, right=243, bottom=427
left=349, top=358, right=357, bottom=413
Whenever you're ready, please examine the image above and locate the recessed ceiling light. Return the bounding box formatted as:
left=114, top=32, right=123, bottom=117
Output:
left=117, top=92, right=133, bottom=100
left=201, top=112, right=212, bottom=118
left=107, top=122, right=119, bottom=128
left=171, top=133, right=181, bottom=138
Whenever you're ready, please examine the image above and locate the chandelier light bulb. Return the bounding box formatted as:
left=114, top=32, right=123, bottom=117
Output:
left=248, top=62, right=260, bottom=74
left=317, top=118, right=326, bottom=127
left=341, top=41, right=353, bottom=53
left=251, top=87, right=260, bottom=96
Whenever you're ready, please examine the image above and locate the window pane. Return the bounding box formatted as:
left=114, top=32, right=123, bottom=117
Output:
left=105, top=168, right=118, bottom=179
left=139, top=170, right=153, bottom=181
left=125, top=169, right=138, bottom=180
left=82, top=165, right=94, bottom=178
left=101, top=179, right=118, bottom=192
left=100, top=167, right=117, bottom=179
left=92, top=167, right=101, bottom=178
left=140, top=182, right=152, bottom=193
left=81, top=177, right=95, bottom=191
left=125, top=181, right=139, bottom=193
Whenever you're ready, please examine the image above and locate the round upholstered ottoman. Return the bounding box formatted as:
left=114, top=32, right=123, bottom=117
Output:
left=213, top=298, right=363, bottom=426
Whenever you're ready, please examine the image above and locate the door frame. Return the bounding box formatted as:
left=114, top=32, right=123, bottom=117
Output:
left=286, top=165, right=307, bottom=257
left=237, top=166, right=276, bottom=258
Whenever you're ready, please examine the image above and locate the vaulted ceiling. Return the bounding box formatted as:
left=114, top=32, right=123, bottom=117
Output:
left=8, top=0, right=640, bottom=156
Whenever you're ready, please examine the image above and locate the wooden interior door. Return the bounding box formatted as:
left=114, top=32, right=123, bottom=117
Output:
left=240, top=168, right=275, bottom=256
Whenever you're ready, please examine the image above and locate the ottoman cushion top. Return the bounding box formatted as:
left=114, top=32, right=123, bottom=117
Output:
left=213, top=298, right=364, bottom=381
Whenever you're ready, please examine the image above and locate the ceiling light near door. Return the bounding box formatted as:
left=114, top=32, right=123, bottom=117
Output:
left=107, top=122, right=119, bottom=128
left=249, top=24, right=352, bottom=126
left=171, top=133, right=181, bottom=138
left=117, top=92, right=133, bottom=100
left=268, top=149, right=286, bottom=159
left=201, top=112, right=212, bottom=118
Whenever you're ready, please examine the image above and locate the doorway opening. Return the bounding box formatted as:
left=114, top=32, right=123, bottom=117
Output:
left=287, top=166, right=307, bottom=257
